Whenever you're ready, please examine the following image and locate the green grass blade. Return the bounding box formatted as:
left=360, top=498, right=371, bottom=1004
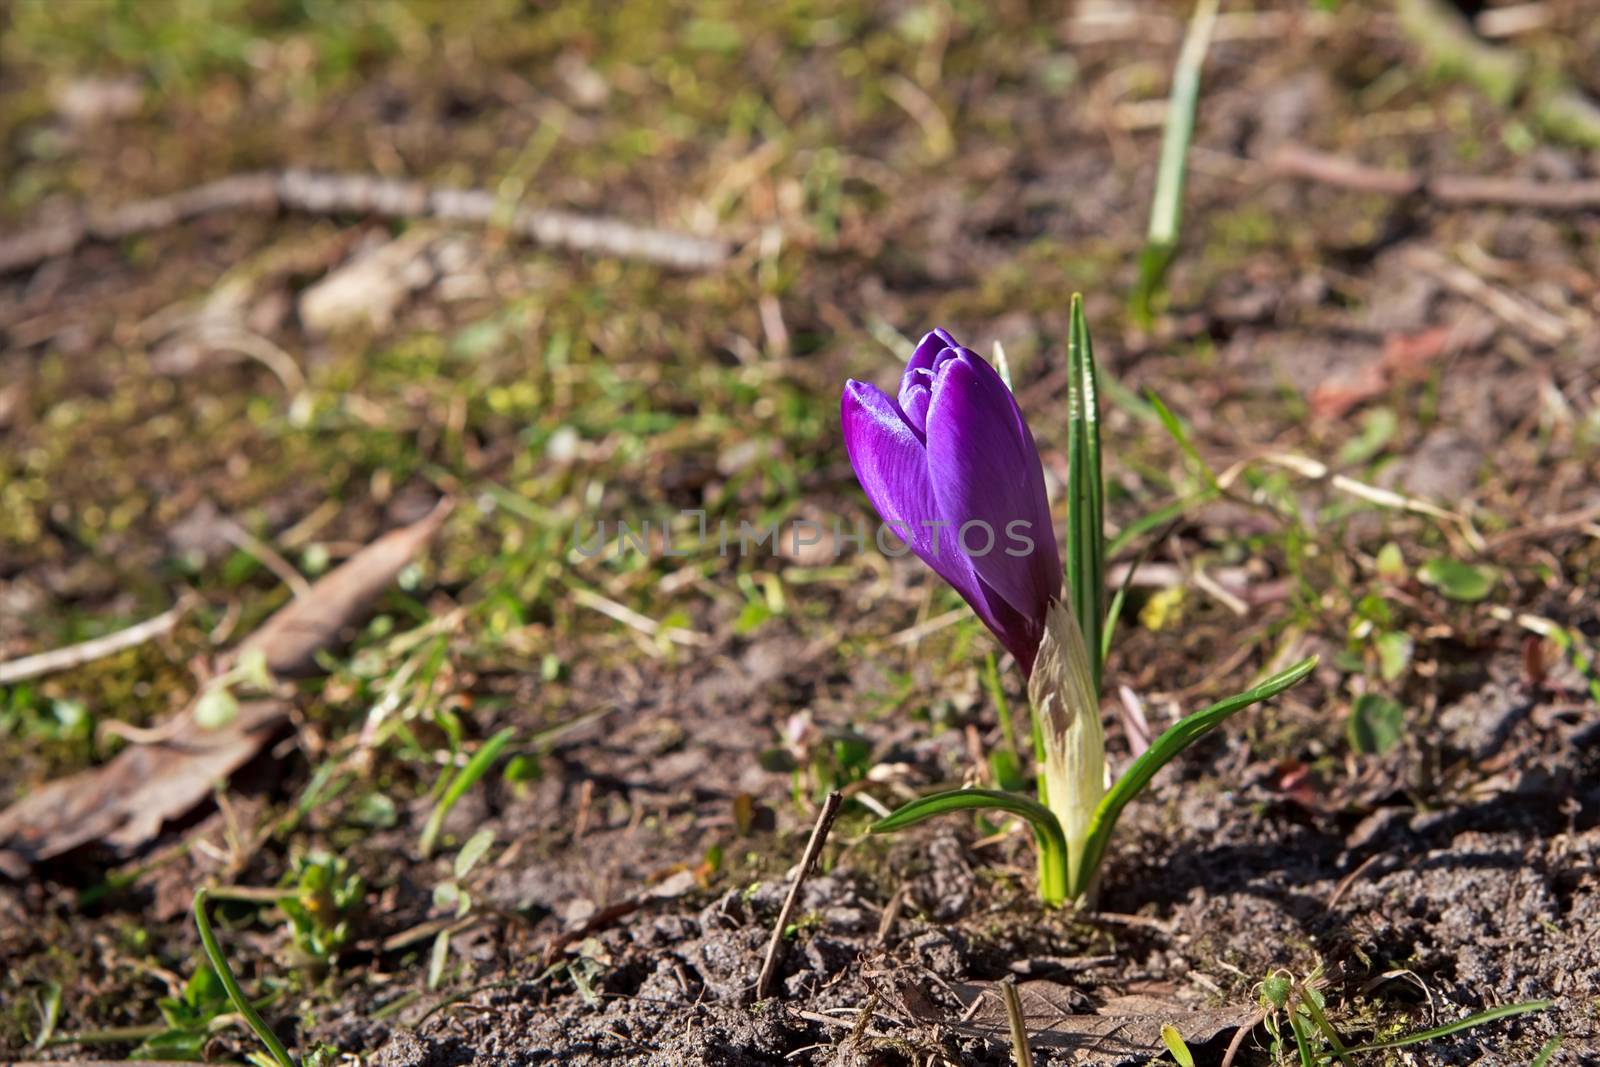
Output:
left=419, top=727, right=516, bottom=858
left=872, top=788, right=1068, bottom=904
left=1101, top=516, right=1183, bottom=667
left=1072, top=656, right=1316, bottom=894
left=1066, top=294, right=1105, bottom=694
left=193, top=889, right=297, bottom=1067
left=985, top=652, right=1020, bottom=761
left=1147, top=390, right=1220, bottom=492
left=1297, top=991, right=1353, bottom=1067
left=1337, top=1000, right=1551, bottom=1056
left=1530, top=1035, right=1563, bottom=1067
left=1288, top=1009, right=1317, bottom=1067
left=1132, top=0, right=1220, bottom=325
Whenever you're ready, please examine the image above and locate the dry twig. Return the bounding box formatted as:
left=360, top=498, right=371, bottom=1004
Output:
left=1270, top=144, right=1600, bottom=211
left=0, top=598, right=191, bottom=685
left=0, top=170, right=729, bottom=275
left=756, top=790, right=844, bottom=1001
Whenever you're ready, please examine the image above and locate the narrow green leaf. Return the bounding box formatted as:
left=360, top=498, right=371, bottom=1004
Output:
left=1102, top=519, right=1180, bottom=668
left=1297, top=989, right=1353, bottom=1067
left=1288, top=1009, right=1316, bottom=1067
left=419, top=727, right=516, bottom=859
left=1337, top=1000, right=1550, bottom=1055
left=993, top=339, right=1014, bottom=392
left=192, top=889, right=297, bottom=1067
left=1107, top=492, right=1215, bottom=559
left=1160, top=1023, right=1195, bottom=1067
left=984, top=652, right=1021, bottom=763
left=872, top=788, right=1061, bottom=839
left=1132, top=0, right=1220, bottom=324
left=31, top=981, right=62, bottom=1050
left=989, top=749, right=1026, bottom=793
left=1375, top=630, right=1413, bottom=681
left=872, top=788, right=1068, bottom=905
left=453, top=828, right=496, bottom=879
left=1530, top=1035, right=1563, bottom=1067
left=427, top=929, right=452, bottom=991
left=1066, top=294, right=1105, bottom=694
left=1147, top=390, right=1219, bottom=491
left=1073, top=657, right=1317, bottom=896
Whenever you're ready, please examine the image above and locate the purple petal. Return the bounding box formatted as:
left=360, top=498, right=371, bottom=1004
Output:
left=843, top=380, right=1028, bottom=655
left=898, top=329, right=961, bottom=436
left=924, top=349, right=1061, bottom=632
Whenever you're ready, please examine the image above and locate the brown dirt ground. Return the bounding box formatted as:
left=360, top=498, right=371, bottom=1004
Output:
left=3, top=3, right=1599, bottom=1065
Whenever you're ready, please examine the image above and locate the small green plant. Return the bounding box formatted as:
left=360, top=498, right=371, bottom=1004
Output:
left=1255, top=967, right=1550, bottom=1065
left=843, top=300, right=1315, bottom=905
left=761, top=712, right=873, bottom=807
left=277, top=852, right=365, bottom=967
left=130, top=960, right=232, bottom=1060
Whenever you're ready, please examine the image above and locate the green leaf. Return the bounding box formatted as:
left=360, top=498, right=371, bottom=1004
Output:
left=1375, top=541, right=1407, bottom=581
left=1338, top=999, right=1550, bottom=1055
left=1375, top=631, right=1413, bottom=681
left=419, top=727, right=516, bottom=859
left=1418, top=557, right=1496, bottom=602
left=872, top=788, right=1068, bottom=905
left=1130, top=0, right=1220, bottom=325
left=193, top=685, right=240, bottom=730
left=1288, top=1009, right=1316, bottom=1067
left=1073, top=657, right=1317, bottom=897
left=1347, top=693, right=1406, bottom=754
left=192, top=889, right=297, bottom=1067
left=1147, top=390, right=1219, bottom=491
left=1260, top=974, right=1293, bottom=1008
left=30, top=980, right=61, bottom=1049
left=1066, top=294, right=1106, bottom=694
left=427, top=929, right=452, bottom=991
left=454, top=828, right=496, bottom=879
left=1161, top=1023, right=1195, bottom=1067
left=1531, top=1035, right=1563, bottom=1067
left=1336, top=406, right=1397, bottom=466
left=989, top=749, right=1026, bottom=793
left=1296, top=987, right=1354, bottom=1067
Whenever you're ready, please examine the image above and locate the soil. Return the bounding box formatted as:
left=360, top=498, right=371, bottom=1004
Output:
left=2, top=3, right=1599, bottom=1065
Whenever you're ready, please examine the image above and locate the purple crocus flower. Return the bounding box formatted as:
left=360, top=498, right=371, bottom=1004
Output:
left=842, top=328, right=1062, bottom=676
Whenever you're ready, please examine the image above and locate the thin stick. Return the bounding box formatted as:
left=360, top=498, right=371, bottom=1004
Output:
left=1270, top=144, right=1600, bottom=211
left=1219, top=1009, right=1266, bottom=1067
left=220, top=520, right=314, bottom=601
left=755, top=790, right=843, bottom=1001
left=0, top=598, right=189, bottom=685
left=1000, top=978, right=1036, bottom=1067
left=0, top=170, right=729, bottom=275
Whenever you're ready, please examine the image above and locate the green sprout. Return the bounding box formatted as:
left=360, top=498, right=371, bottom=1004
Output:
left=277, top=852, right=365, bottom=967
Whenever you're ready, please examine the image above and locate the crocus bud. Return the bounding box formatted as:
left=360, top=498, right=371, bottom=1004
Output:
left=1027, top=600, right=1105, bottom=896
left=842, top=329, right=1062, bottom=675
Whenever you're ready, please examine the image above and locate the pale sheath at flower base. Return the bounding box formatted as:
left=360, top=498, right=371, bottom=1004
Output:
left=840, top=329, right=1062, bottom=676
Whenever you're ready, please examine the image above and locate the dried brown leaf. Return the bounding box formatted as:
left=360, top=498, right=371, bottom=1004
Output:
left=238, top=497, right=452, bottom=675
left=954, top=982, right=1251, bottom=1060
left=0, top=502, right=453, bottom=872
